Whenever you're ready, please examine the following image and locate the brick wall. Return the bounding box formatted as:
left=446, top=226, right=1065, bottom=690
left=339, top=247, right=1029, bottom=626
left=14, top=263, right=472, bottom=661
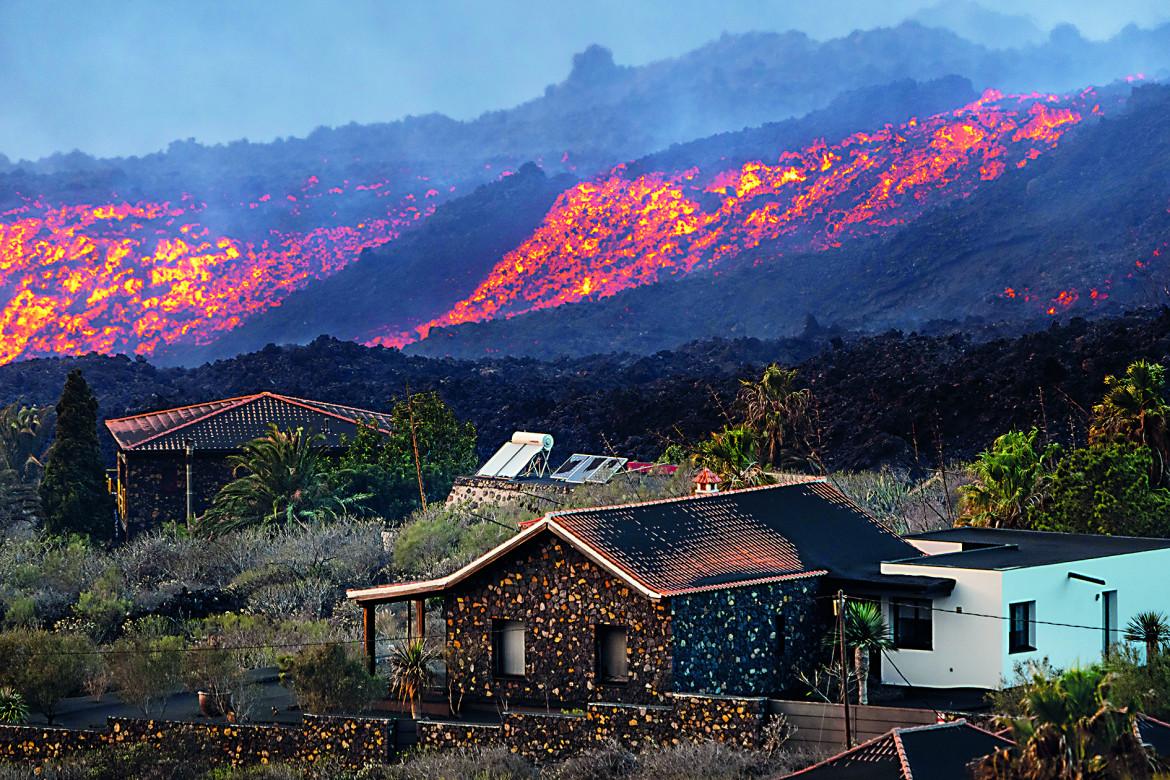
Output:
left=444, top=533, right=672, bottom=708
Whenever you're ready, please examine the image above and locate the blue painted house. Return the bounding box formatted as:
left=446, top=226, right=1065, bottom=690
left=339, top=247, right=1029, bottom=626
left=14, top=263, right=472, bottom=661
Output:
left=349, top=478, right=946, bottom=706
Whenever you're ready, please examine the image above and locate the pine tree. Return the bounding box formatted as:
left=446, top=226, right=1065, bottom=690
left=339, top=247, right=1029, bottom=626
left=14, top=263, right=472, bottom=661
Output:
left=39, top=370, right=115, bottom=541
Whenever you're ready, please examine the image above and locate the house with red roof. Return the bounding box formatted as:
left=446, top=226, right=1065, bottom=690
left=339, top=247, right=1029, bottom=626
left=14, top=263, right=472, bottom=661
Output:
left=105, top=392, right=393, bottom=535
left=348, top=478, right=953, bottom=708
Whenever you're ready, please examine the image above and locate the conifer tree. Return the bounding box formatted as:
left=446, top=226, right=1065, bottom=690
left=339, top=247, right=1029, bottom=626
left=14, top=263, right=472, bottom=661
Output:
left=39, top=370, right=115, bottom=541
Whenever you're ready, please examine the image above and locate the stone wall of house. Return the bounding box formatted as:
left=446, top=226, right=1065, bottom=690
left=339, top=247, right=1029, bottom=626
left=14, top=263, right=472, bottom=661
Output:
left=444, top=476, right=572, bottom=511
left=0, top=714, right=396, bottom=769
left=121, top=451, right=236, bottom=535
left=670, top=576, right=826, bottom=695
left=444, top=534, right=673, bottom=708
left=417, top=694, right=768, bottom=761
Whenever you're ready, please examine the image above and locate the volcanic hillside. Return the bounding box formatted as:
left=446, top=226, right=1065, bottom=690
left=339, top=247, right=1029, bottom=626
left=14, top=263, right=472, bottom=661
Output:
left=4, top=307, right=1170, bottom=475
left=411, top=82, right=1170, bottom=359
left=4, top=18, right=1170, bottom=367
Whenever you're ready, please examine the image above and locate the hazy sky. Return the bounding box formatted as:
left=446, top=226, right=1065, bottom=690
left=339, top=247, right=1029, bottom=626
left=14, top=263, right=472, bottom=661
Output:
left=0, top=0, right=1165, bottom=162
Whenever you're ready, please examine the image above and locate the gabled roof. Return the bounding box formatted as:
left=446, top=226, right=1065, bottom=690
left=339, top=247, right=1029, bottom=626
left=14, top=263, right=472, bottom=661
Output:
left=900, top=527, right=1170, bottom=571
left=348, top=478, right=926, bottom=604
left=105, top=392, right=394, bottom=452
left=781, top=720, right=1014, bottom=779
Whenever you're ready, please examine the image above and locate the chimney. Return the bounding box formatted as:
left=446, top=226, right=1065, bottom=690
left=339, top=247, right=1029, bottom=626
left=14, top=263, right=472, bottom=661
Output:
left=692, top=468, right=722, bottom=496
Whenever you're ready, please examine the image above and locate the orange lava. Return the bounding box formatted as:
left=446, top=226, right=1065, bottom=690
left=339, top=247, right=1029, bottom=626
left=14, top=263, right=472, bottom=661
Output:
left=376, top=90, right=1088, bottom=348
left=0, top=185, right=437, bottom=364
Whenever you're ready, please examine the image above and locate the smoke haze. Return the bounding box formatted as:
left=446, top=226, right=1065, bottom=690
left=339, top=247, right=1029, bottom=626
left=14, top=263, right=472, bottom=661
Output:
left=1, top=0, right=1166, bottom=161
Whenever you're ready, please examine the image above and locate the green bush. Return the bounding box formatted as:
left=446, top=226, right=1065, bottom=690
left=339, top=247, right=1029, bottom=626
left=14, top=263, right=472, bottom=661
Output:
left=0, top=686, right=28, bottom=724
left=107, top=634, right=186, bottom=718
left=1040, top=444, right=1170, bottom=537
left=0, top=629, right=97, bottom=724
left=393, top=516, right=461, bottom=575
left=2, top=596, right=36, bottom=629
left=278, top=642, right=383, bottom=714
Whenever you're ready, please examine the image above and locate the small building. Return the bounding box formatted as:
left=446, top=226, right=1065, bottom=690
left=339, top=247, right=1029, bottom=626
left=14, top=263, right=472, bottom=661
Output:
left=880, top=527, right=1170, bottom=690
left=348, top=478, right=944, bottom=708
left=782, top=720, right=1014, bottom=779
left=105, top=392, right=393, bottom=535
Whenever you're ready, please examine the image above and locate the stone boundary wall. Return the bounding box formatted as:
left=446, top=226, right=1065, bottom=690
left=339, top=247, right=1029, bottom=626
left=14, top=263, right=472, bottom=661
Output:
left=0, top=714, right=396, bottom=769
left=417, top=693, right=767, bottom=760
left=445, top=476, right=572, bottom=510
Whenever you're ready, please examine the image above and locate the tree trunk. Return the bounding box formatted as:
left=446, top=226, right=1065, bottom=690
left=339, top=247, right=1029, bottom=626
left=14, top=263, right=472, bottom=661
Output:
left=1148, top=640, right=1159, bottom=665
left=410, top=696, right=420, bottom=719
left=855, top=646, right=870, bottom=706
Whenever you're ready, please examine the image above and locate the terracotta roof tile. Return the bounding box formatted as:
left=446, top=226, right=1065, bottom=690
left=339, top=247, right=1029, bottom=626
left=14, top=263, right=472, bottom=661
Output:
left=105, top=392, right=394, bottom=451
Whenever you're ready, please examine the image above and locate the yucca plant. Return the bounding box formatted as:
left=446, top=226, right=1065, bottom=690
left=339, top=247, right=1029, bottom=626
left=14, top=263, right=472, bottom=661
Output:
left=0, top=686, right=29, bottom=724
left=388, top=639, right=437, bottom=719
left=1124, top=611, right=1170, bottom=664
left=844, top=601, right=892, bottom=706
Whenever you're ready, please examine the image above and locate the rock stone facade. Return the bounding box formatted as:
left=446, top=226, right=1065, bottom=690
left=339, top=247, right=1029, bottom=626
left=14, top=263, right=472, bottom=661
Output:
left=444, top=535, right=673, bottom=708
left=118, top=451, right=236, bottom=535
left=418, top=694, right=768, bottom=761
left=444, top=476, right=572, bottom=511
left=671, top=576, right=824, bottom=695
left=0, top=714, right=396, bottom=769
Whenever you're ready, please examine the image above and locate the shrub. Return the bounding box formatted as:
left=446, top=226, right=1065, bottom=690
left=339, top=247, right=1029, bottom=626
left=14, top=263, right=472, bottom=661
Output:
left=0, top=629, right=97, bottom=724
left=393, top=516, right=461, bottom=575
left=277, top=642, right=383, bottom=714
left=2, top=596, right=36, bottom=629
left=0, top=686, right=28, bottom=724
left=107, top=634, right=186, bottom=717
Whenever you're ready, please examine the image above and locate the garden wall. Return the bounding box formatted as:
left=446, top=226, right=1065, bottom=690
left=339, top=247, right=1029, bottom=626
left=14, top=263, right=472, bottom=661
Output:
left=0, top=713, right=397, bottom=769
left=418, top=693, right=767, bottom=760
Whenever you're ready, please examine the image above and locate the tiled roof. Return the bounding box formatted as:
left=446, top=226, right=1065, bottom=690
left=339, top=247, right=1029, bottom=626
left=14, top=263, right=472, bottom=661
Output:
left=105, top=392, right=394, bottom=452
left=782, top=720, right=1014, bottom=779
left=349, top=478, right=924, bottom=603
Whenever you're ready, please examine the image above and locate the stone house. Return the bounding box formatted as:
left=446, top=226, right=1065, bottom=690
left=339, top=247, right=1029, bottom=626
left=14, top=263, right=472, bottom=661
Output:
left=348, top=478, right=949, bottom=708
left=105, top=392, right=393, bottom=535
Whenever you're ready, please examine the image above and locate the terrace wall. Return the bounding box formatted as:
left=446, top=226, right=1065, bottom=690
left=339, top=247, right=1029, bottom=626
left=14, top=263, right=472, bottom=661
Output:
left=0, top=714, right=396, bottom=769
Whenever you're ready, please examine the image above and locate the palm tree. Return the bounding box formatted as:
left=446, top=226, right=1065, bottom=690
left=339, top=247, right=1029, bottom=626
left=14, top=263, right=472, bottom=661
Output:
left=200, top=425, right=361, bottom=535
left=1124, top=611, right=1170, bottom=664
left=388, top=639, right=436, bottom=719
left=692, top=426, right=775, bottom=488
left=844, top=601, right=891, bottom=706
left=973, top=666, right=1161, bottom=779
left=739, top=365, right=816, bottom=471
left=959, top=428, right=1057, bottom=528
left=1092, top=360, right=1170, bottom=486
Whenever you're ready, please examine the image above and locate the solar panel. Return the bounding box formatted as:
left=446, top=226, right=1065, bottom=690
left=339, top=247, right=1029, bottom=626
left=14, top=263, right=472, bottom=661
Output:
left=551, top=454, right=628, bottom=484
left=476, top=432, right=554, bottom=478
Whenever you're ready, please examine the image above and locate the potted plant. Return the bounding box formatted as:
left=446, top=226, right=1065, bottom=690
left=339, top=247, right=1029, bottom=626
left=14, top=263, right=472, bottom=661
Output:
left=183, top=639, right=243, bottom=718
left=388, top=639, right=437, bottom=719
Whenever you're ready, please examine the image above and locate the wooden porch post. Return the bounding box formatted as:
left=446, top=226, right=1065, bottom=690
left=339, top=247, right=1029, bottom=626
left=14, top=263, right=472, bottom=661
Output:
left=363, top=603, right=376, bottom=676
left=414, top=598, right=425, bottom=638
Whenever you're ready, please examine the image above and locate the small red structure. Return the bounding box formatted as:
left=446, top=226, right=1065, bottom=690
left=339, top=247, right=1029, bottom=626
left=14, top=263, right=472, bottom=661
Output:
left=692, top=468, right=722, bottom=495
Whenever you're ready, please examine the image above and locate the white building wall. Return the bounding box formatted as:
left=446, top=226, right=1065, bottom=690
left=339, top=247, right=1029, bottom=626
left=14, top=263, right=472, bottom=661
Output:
left=878, top=561, right=1004, bottom=689
left=879, top=547, right=1170, bottom=690
left=998, top=548, right=1170, bottom=679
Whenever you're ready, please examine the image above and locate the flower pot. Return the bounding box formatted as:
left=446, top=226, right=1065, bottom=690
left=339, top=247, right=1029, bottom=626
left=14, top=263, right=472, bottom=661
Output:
left=198, top=691, right=230, bottom=718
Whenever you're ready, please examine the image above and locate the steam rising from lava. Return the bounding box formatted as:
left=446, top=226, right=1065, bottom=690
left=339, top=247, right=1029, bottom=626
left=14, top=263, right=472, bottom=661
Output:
left=367, top=90, right=1090, bottom=349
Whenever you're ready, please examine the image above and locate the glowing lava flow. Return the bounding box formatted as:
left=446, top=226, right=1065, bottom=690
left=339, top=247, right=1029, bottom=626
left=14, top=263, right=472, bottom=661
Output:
left=372, top=90, right=1089, bottom=348
left=0, top=184, right=438, bottom=364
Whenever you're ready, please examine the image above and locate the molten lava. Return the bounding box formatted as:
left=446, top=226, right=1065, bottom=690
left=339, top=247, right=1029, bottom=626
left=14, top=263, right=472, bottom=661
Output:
left=370, top=91, right=1091, bottom=348
left=0, top=182, right=439, bottom=364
